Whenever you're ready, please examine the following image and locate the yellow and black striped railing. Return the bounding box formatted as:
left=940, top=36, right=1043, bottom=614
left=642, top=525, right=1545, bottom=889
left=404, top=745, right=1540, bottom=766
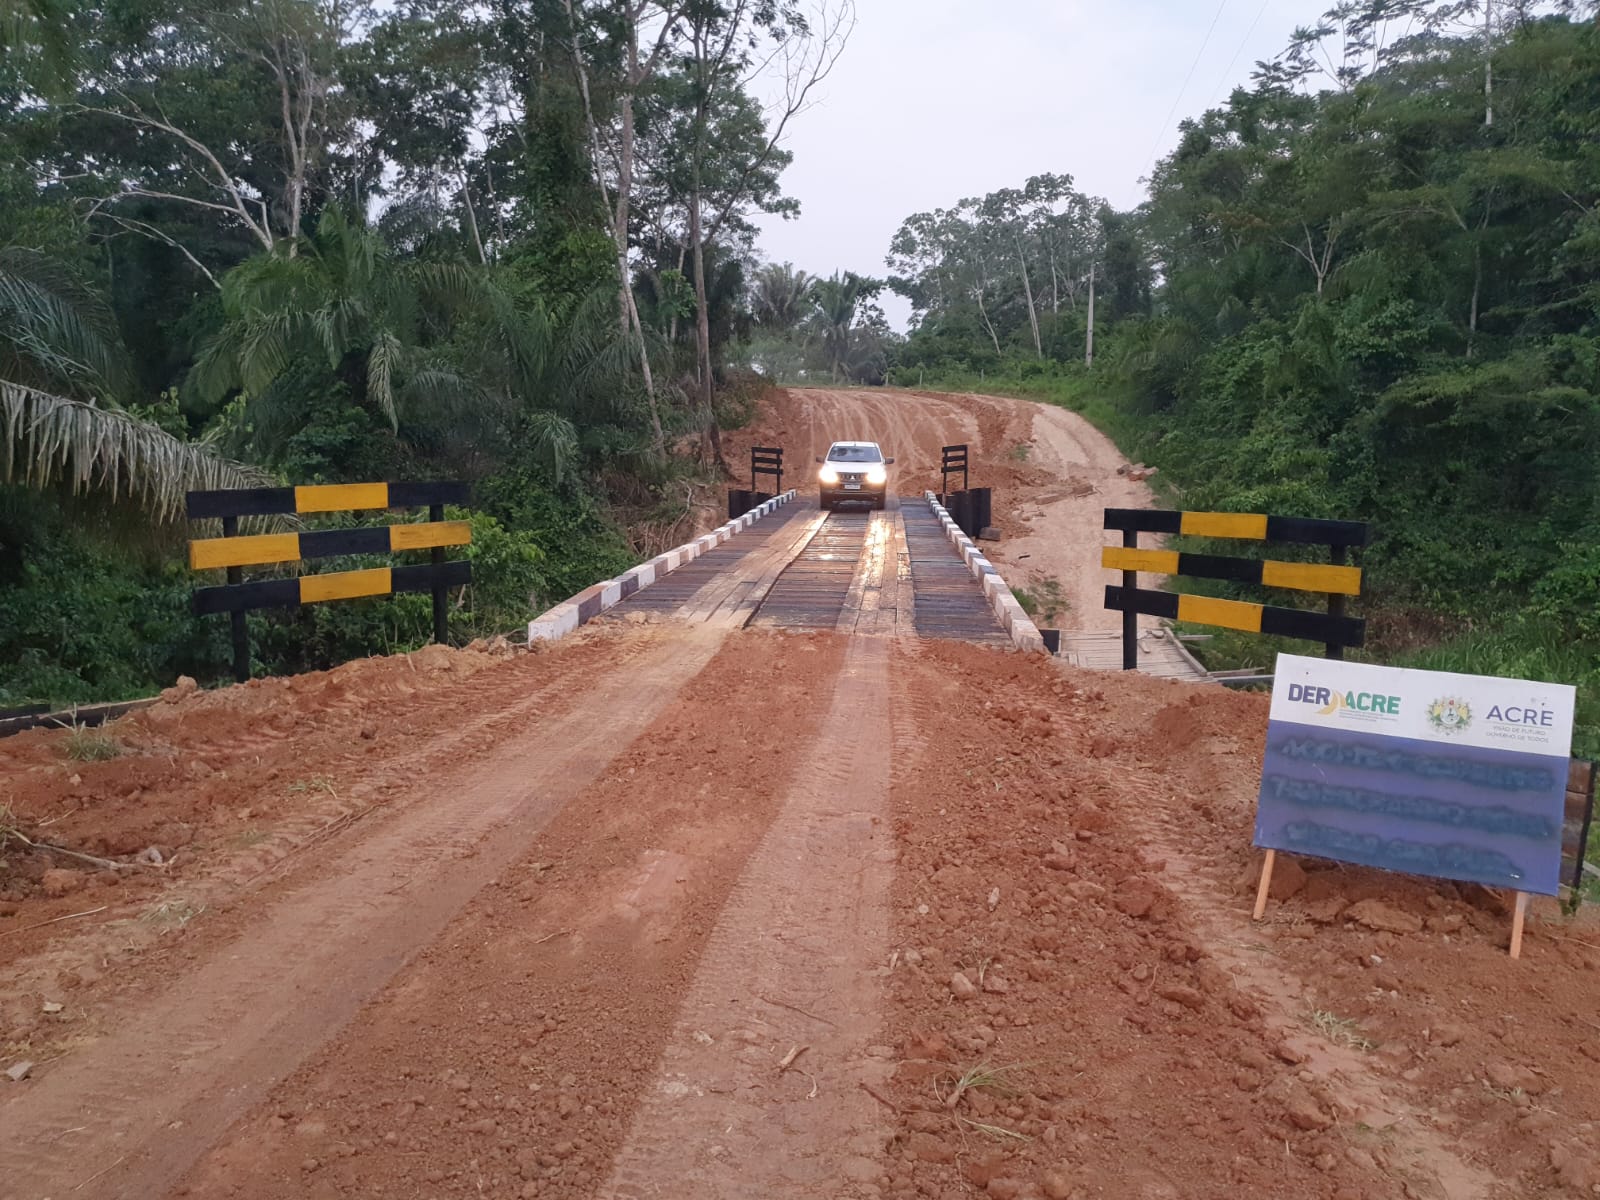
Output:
left=1102, top=507, right=1368, bottom=670
left=186, top=481, right=471, bottom=681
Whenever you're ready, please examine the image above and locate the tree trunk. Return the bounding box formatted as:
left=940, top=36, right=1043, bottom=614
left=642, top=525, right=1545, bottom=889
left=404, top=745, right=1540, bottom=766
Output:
left=1017, top=235, right=1042, bottom=357
left=618, top=34, right=664, bottom=458
left=563, top=0, right=664, bottom=457
left=1085, top=264, right=1096, bottom=367
left=975, top=289, right=1001, bottom=355
left=459, top=171, right=487, bottom=265
left=1484, top=0, right=1495, bottom=127
left=1468, top=239, right=1481, bottom=358
left=689, top=172, right=721, bottom=467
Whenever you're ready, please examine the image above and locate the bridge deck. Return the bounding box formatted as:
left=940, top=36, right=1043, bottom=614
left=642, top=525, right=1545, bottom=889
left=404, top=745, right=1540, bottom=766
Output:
left=898, top=498, right=1011, bottom=647
left=603, top=497, right=1009, bottom=645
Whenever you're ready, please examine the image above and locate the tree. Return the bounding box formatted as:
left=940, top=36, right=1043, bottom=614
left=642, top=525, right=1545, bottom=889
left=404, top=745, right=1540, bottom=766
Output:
left=750, top=261, right=814, bottom=330
left=887, top=176, right=1106, bottom=361
left=676, top=0, right=853, bottom=464
left=0, top=247, right=267, bottom=519
left=560, top=0, right=692, bottom=457
left=81, top=0, right=370, bottom=261
left=0, top=0, right=73, bottom=92
left=190, top=207, right=531, bottom=438
left=808, top=270, right=880, bottom=381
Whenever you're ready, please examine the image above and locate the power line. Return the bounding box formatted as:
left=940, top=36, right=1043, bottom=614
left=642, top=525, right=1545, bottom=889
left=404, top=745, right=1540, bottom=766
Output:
left=1143, top=0, right=1230, bottom=177
left=1205, top=0, right=1272, bottom=111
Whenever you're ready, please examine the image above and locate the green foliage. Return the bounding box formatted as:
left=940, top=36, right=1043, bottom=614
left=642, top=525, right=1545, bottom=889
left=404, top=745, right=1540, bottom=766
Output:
left=0, top=489, right=230, bottom=706
left=475, top=469, right=636, bottom=605
left=1398, top=620, right=1600, bottom=762
left=894, top=10, right=1600, bottom=711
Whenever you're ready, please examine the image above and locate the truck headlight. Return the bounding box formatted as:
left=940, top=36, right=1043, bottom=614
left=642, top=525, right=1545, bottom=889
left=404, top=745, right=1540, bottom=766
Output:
left=866, top=465, right=887, bottom=485
left=819, top=467, right=839, bottom=484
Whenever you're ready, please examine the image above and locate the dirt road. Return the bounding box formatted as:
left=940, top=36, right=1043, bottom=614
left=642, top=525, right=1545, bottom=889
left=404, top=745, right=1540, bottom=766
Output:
left=5, top=388, right=1600, bottom=1200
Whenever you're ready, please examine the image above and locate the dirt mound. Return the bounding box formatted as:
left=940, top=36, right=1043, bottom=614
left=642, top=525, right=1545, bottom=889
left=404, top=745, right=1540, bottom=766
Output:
left=879, top=642, right=1398, bottom=1199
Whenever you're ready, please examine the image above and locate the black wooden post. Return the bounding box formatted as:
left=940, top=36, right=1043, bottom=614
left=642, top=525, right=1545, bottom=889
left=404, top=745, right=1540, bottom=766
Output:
left=1572, top=762, right=1596, bottom=902
left=1122, top=527, right=1138, bottom=671
left=430, top=502, right=448, bottom=645
left=1325, top=544, right=1348, bottom=661
left=222, top=514, right=249, bottom=683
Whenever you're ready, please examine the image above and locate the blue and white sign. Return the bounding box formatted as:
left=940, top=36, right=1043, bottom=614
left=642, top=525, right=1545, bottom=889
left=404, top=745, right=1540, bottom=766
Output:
left=1255, top=654, right=1577, bottom=895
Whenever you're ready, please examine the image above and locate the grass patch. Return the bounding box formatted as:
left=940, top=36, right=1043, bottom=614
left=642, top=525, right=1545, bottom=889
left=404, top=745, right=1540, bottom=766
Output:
left=1011, top=582, right=1068, bottom=626
left=63, top=722, right=122, bottom=762
left=0, top=802, right=21, bottom=853
left=936, top=1060, right=1026, bottom=1109
left=140, top=898, right=204, bottom=933
left=1309, top=1008, right=1373, bottom=1051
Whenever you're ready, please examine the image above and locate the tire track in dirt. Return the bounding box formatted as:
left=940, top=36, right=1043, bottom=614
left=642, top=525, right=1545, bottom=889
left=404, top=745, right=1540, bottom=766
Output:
left=599, top=634, right=897, bottom=1200
left=0, top=628, right=728, bottom=1200
left=1102, top=692, right=1496, bottom=1200
left=167, top=629, right=853, bottom=1199
left=0, top=637, right=665, bottom=1081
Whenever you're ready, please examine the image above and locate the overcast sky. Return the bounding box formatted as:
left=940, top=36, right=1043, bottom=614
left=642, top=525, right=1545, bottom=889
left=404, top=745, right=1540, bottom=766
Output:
left=750, top=0, right=1323, bottom=327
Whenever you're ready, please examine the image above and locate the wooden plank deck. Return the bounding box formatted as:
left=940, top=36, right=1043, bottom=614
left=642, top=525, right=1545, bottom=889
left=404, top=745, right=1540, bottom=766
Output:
left=604, top=496, right=1011, bottom=646
left=899, top=498, right=1011, bottom=647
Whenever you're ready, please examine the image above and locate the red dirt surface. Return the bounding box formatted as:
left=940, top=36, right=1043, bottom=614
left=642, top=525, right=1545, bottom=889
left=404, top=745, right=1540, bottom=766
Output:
left=4, top=388, right=1600, bottom=1200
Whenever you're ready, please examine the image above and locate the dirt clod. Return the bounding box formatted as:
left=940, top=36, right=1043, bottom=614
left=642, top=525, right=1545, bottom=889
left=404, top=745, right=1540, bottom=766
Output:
left=40, top=869, right=85, bottom=897
left=1111, top=878, right=1160, bottom=919
left=1344, top=898, right=1422, bottom=934
left=1267, top=856, right=1308, bottom=900
left=1039, top=1165, right=1073, bottom=1199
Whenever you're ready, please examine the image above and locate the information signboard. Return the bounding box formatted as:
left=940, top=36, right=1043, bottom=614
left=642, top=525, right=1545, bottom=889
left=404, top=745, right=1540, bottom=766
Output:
left=1255, top=654, right=1576, bottom=896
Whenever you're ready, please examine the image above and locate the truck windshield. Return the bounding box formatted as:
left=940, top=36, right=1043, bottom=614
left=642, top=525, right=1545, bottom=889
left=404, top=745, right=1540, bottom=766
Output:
left=828, top=444, right=881, bottom=462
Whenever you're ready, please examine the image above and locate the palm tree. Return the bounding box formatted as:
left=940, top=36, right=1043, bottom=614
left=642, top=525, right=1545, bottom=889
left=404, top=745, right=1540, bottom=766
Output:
left=192, top=207, right=547, bottom=431
left=0, top=247, right=269, bottom=521
left=751, top=263, right=816, bottom=332
left=0, top=0, right=73, bottom=92
left=193, top=207, right=649, bottom=483
left=809, top=271, right=883, bottom=383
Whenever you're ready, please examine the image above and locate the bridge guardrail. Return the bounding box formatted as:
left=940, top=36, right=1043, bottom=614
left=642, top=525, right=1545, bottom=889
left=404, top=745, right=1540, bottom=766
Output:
left=186, top=481, right=471, bottom=682
left=1102, top=507, right=1368, bottom=671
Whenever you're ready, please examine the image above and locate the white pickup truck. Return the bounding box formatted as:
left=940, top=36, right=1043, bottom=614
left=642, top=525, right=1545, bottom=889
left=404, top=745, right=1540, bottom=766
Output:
left=815, top=440, right=894, bottom=511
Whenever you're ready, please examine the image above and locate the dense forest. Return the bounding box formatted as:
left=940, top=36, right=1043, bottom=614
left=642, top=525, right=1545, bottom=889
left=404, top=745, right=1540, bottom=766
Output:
left=883, top=0, right=1600, bottom=726
left=5, top=0, right=1599, bottom=717
left=0, top=0, right=851, bottom=705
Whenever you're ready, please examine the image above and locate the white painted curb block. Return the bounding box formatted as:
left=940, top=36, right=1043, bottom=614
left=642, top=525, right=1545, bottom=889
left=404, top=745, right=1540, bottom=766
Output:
left=527, top=490, right=798, bottom=644
left=924, top=490, right=1047, bottom=654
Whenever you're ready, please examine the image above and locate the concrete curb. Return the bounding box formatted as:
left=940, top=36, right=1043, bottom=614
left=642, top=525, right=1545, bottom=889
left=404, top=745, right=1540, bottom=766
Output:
left=923, top=490, right=1047, bottom=654
left=527, top=490, right=799, bottom=644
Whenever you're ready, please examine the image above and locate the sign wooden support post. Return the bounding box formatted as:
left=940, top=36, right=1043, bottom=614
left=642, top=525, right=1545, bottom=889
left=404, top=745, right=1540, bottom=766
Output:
left=1251, top=849, right=1276, bottom=921
left=1510, top=891, right=1529, bottom=960
left=429, top=501, right=448, bottom=645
